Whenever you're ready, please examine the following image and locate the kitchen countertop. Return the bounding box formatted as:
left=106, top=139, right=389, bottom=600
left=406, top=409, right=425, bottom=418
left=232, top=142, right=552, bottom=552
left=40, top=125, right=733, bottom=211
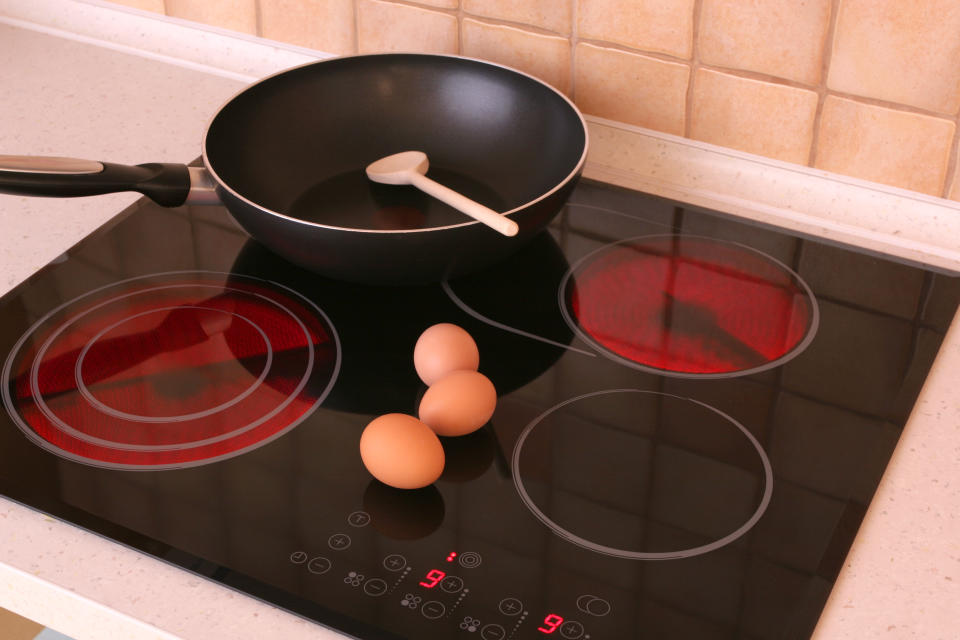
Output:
left=0, top=2, right=959, bottom=639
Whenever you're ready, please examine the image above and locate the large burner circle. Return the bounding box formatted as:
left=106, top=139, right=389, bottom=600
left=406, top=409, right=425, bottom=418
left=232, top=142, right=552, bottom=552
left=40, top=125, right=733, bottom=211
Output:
left=560, top=235, right=818, bottom=377
left=512, top=390, right=772, bottom=560
left=1, top=272, right=340, bottom=470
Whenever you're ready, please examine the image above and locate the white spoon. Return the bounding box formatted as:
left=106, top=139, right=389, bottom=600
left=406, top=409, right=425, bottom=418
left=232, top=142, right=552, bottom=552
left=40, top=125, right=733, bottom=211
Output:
left=365, top=151, right=520, bottom=237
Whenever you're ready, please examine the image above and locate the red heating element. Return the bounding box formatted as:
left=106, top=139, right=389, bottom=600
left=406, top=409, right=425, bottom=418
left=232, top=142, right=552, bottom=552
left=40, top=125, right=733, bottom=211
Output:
left=5, top=274, right=338, bottom=469
left=566, top=236, right=815, bottom=375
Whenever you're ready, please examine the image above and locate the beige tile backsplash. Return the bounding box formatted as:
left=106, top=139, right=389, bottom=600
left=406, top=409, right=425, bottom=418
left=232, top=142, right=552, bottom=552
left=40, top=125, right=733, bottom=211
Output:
left=356, top=0, right=457, bottom=54
left=108, top=0, right=960, bottom=200
left=690, top=69, right=819, bottom=165
left=462, top=19, right=571, bottom=94
left=260, top=0, right=355, bottom=54
left=816, top=96, right=955, bottom=196
left=698, top=0, right=831, bottom=85
left=574, top=43, right=688, bottom=135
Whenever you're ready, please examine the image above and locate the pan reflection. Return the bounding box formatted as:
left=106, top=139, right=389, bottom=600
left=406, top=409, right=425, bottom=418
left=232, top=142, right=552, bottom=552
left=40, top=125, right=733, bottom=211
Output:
left=228, top=230, right=574, bottom=415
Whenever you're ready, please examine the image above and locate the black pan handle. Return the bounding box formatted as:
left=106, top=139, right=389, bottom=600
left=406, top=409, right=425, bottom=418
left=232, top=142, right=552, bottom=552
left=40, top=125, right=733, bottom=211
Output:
left=0, top=155, right=193, bottom=207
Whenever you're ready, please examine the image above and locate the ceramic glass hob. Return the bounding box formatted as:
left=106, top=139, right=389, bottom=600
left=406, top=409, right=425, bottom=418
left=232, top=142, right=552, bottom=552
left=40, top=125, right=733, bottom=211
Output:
left=1, top=178, right=957, bottom=640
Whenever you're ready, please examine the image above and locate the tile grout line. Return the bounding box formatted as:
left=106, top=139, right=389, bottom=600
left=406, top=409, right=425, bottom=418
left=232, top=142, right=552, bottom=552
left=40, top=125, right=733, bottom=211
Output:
left=460, top=12, right=570, bottom=38
left=942, top=116, right=960, bottom=200
left=683, top=0, right=704, bottom=138
left=807, top=0, right=841, bottom=168
left=821, top=89, right=958, bottom=120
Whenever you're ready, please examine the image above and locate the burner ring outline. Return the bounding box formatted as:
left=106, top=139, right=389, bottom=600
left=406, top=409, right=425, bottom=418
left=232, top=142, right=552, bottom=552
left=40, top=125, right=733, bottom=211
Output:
left=74, top=305, right=274, bottom=423
left=558, top=234, right=820, bottom=378
left=1, top=271, right=341, bottom=469
left=511, top=389, right=773, bottom=560
left=30, top=283, right=313, bottom=451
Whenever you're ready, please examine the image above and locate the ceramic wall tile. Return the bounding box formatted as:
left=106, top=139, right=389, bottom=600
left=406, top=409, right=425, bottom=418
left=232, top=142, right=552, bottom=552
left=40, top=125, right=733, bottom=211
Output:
left=577, top=0, right=695, bottom=59
left=165, top=0, right=257, bottom=34
left=357, top=0, right=458, bottom=54
left=689, top=69, right=818, bottom=165
left=815, top=96, right=955, bottom=196
left=462, top=19, right=571, bottom=94
left=464, top=0, right=572, bottom=35
left=698, top=0, right=831, bottom=85
left=828, top=0, right=960, bottom=114
left=574, top=43, right=688, bottom=135
left=260, top=0, right=354, bottom=54
left=108, top=0, right=164, bottom=12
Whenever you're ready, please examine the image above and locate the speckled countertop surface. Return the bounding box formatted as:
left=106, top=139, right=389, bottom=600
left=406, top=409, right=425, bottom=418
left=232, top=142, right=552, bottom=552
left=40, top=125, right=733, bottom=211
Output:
left=0, top=3, right=959, bottom=639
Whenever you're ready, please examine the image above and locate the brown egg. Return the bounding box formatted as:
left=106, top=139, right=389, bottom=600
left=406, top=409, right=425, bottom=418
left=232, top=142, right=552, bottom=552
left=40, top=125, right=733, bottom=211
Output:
left=418, top=370, right=497, bottom=437
left=413, top=323, right=479, bottom=386
left=359, top=414, right=445, bottom=489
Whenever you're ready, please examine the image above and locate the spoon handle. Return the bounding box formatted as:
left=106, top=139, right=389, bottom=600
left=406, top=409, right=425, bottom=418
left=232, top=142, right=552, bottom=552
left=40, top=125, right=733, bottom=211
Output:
left=409, top=172, right=519, bottom=237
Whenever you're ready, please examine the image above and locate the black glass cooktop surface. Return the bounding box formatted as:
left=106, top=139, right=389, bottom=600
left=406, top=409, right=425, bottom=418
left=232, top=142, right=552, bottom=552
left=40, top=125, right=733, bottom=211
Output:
left=1, top=179, right=958, bottom=640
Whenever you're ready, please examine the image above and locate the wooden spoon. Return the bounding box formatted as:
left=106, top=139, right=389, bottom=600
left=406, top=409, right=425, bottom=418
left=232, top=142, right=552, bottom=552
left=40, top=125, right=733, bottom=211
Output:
left=365, top=151, right=519, bottom=237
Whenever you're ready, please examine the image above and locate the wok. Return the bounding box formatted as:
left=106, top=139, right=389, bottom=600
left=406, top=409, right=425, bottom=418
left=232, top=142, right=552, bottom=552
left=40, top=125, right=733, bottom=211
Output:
left=0, top=54, right=588, bottom=284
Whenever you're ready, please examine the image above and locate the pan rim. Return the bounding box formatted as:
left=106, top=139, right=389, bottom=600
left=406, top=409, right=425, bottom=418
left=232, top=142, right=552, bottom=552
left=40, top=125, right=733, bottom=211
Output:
left=200, top=52, right=589, bottom=235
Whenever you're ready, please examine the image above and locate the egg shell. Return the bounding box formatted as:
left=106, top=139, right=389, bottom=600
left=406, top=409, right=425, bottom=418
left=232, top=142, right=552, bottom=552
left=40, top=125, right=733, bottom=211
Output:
left=413, top=323, right=479, bottom=386
left=359, top=414, right=445, bottom=489
left=418, top=370, right=497, bottom=437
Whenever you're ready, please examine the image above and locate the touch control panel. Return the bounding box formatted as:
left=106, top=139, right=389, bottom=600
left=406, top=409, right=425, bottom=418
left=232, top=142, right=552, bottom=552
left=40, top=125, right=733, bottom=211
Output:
left=286, top=508, right=619, bottom=639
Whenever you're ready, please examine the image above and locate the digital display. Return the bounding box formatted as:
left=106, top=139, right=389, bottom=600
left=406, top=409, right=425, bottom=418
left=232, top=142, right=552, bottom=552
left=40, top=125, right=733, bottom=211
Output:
left=418, top=569, right=445, bottom=589
left=537, top=614, right=564, bottom=634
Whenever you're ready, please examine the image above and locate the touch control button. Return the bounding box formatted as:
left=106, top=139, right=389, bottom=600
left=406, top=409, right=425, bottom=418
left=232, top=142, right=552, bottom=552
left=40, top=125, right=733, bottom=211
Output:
left=348, top=510, right=371, bottom=527
left=328, top=533, right=352, bottom=550
left=480, top=624, right=506, bottom=640
left=498, top=597, right=524, bottom=616
left=421, top=600, right=446, bottom=619
left=440, top=575, right=464, bottom=593
left=383, top=554, right=408, bottom=571
left=289, top=551, right=308, bottom=564
left=307, top=556, right=332, bottom=575
left=559, top=620, right=585, bottom=639
left=363, top=578, right=388, bottom=597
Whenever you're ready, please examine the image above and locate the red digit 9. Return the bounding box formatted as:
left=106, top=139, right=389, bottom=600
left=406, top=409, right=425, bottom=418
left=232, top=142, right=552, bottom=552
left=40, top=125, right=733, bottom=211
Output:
left=418, top=569, right=446, bottom=588
left=537, top=614, right=564, bottom=634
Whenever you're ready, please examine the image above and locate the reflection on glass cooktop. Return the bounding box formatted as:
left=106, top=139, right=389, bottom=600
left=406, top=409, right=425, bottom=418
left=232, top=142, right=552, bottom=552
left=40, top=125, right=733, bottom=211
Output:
left=1, top=178, right=958, bottom=640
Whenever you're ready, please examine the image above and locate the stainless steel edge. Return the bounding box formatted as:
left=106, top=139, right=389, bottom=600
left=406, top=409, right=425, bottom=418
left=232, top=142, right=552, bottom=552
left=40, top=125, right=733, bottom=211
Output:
left=185, top=166, right=221, bottom=205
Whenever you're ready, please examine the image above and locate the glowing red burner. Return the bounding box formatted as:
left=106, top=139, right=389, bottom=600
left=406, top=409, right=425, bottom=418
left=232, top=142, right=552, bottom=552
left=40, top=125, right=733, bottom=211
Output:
left=563, top=235, right=816, bottom=376
left=2, top=272, right=339, bottom=469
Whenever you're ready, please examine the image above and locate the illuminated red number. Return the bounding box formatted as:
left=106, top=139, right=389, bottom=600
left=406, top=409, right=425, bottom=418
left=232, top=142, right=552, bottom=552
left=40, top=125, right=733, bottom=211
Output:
left=419, top=569, right=446, bottom=588
left=538, top=614, right=564, bottom=634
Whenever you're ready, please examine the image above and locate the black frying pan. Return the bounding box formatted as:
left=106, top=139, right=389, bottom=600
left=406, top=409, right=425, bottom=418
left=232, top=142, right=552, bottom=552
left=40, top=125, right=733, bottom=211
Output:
left=0, top=54, right=588, bottom=284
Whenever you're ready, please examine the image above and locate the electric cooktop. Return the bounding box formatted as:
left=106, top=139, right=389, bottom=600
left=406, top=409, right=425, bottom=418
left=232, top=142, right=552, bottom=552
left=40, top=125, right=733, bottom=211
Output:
left=1, top=178, right=957, bottom=640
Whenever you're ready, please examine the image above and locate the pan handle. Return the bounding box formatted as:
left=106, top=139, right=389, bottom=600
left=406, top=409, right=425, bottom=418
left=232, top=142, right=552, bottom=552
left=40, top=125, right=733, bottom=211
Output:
left=0, top=155, right=196, bottom=207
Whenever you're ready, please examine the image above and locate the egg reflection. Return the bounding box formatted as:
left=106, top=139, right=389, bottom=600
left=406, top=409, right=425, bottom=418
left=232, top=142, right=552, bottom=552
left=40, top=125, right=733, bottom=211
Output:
left=438, top=428, right=496, bottom=483
left=363, top=481, right=445, bottom=540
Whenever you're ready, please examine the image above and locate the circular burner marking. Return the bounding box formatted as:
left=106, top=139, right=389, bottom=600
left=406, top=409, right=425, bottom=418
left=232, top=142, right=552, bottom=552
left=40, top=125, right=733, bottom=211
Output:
left=1, top=271, right=340, bottom=469
left=512, top=389, right=773, bottom=560
left=560, top=235, right=818, bottom=377
left=75, top=306, right=273, bottom=422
